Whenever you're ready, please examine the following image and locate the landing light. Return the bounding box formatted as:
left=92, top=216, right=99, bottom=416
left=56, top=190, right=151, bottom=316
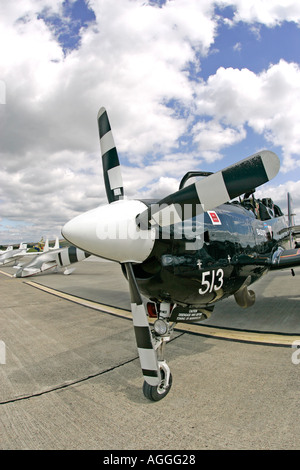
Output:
left=154, top=319, right=168, bottom=336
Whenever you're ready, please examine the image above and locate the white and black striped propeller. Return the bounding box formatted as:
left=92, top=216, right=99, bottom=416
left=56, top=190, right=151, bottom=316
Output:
left=62, top=107, right=280, bottom=392
left=97, top=107, right=124, bottom=204
left=98, top=107, right=160, bottom=386
left=137, top=150, right=280, bottom=229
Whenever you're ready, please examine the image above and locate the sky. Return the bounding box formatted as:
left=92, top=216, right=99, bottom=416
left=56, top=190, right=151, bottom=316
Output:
left=1, top=0, right=300, bottom=244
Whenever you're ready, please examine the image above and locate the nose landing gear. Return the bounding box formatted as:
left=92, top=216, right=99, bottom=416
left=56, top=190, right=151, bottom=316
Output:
left=143, top=302, right=174, bottom=401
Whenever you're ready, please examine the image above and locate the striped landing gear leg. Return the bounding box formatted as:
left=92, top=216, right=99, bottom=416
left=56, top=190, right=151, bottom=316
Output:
left=143, top=302, right=173, bottom=401
left=125, top=263, right=173, bottom=401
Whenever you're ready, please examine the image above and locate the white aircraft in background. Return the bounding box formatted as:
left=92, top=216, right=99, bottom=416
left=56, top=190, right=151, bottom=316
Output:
left=42, top=236, right=60, bottom=252
left=14, top=244, right=90, bottom=277
left=0, top=243, right=28, bottom=266
left=0, top=245, right=13, bottom=254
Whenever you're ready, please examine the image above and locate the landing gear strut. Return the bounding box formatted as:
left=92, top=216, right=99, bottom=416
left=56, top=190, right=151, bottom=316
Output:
left=143, top=302, right=174, bottom=401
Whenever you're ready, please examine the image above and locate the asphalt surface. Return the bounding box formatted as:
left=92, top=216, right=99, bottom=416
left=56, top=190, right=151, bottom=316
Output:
left=1, top=258, right=300, bottom=450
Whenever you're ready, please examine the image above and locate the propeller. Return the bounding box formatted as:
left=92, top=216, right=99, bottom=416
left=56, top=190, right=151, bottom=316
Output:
left=137, top=150, right=280, bottom=229
left=99, top=107, right=161, bottom=387
left=63, top=108, right=161, bottom=389
left=62, top=107, right=280, bottom=399
left=97, top=107, right=124, bottom=203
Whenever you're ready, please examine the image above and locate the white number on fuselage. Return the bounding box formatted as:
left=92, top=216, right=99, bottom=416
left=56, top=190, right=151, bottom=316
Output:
left=199, top=269, right=224, bottom=295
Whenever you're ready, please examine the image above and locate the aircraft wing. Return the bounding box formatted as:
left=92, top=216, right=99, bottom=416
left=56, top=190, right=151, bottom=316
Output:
left=279, top=225, right=300, bottom=236
left=19, top=267, right=43, bottom=276
left=270, top=248, right=300, bottom=270
left=234, top=248, right=300, bottom=271
left=19, top=260, right=57, bottom=277
left=291, top=225, right=300, bottom=236
left=41, top=261, right=57, bottom=271
left=0, top=253, right=27, bottom=265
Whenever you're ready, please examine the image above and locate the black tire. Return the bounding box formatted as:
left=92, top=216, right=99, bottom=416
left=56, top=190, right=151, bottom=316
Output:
left=143, top=372, right=173, bottom=401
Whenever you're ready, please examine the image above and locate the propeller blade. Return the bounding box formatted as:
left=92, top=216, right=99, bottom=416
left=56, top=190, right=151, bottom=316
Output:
left=97, top=107, right=124, bottom=203
left=124, top=262, right=160, bottom=386
left=137, top=150, right=280, bottom=228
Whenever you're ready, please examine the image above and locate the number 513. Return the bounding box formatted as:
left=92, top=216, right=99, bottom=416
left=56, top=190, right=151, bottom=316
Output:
left=199, top=269, right=224, bottom=295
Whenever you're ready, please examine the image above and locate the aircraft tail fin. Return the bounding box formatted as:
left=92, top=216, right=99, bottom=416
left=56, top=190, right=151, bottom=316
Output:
left=53, top=237, right=60, bottom=249
left=286, top=192, right=299, bottom=248
left=287, top=192, right=295, bottom=227
left=43, top=239, right=49, bottom=252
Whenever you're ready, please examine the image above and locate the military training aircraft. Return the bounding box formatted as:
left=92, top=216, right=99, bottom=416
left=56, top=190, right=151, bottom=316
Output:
left=14, top=243, right=90, bottom=277
left=0, top=243, right=28, bottom=266
left=62, top=107, right=299, bottom=401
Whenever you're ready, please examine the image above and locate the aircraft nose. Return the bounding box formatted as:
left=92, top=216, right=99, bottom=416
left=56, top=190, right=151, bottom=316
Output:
left=62, top=200, right=156, bottom=263
left=62, top=207, right=100, bottom=256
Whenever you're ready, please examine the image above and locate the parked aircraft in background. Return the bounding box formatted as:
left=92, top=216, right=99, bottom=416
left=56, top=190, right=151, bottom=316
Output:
left=0, top=243, right=28, bottom=266
left=14, top=245, right=90, bottom=277
left=42, top=237, right=60, bottom=252
left=0, top=245, right=13, bottom=254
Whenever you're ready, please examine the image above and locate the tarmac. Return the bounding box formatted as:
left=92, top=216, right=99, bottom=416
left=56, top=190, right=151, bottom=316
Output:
left=1, top=257, right=300, bottom=450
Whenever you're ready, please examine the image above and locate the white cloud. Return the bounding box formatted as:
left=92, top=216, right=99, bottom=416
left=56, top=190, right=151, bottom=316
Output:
left=194, top=60, right=300, bottom=171
left=256, top=179, right=300, bottom=225
left=233, top=42, right=242, bottom=52
left=192, top=120, right=246, bottom=162
left=1, top=0, right=300, bottom=243
left=0, top=0, right=221, bottom=244
left=221, top=0, right=300, bottom=26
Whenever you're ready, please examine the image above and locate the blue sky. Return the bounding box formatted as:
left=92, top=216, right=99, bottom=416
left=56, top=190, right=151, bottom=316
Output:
left=1, top=0, right=300, bottom=244
left=40, top=0, right=96, bottom=54
left=202, top=18, right=300, bottom=79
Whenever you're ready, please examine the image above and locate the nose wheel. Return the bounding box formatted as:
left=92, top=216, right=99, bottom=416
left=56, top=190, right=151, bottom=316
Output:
left=143, top=362, right=172, bottom=401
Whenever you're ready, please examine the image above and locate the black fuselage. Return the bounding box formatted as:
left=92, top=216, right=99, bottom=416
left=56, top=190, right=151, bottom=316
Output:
left=132, top=201, right=289, bottom=309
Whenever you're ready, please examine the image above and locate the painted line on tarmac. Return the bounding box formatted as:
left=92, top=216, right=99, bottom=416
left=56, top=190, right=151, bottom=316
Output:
left=0, top=269, right=14, bottom=278
left=25, top=280, right=300, bottom=348
left=174, top=322, right=300, bottom=347
left=25, top=280, right=133, bottom=320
